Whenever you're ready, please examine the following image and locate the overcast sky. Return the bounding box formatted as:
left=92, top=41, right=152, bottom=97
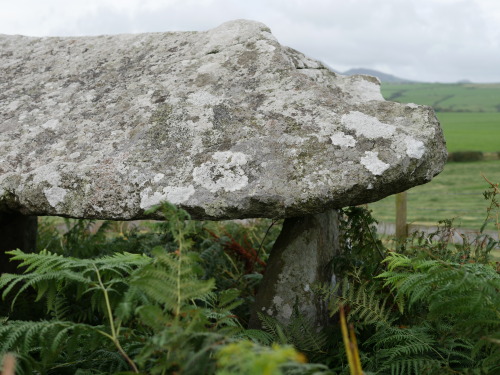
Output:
left=2, top=0, right=500, bottom=83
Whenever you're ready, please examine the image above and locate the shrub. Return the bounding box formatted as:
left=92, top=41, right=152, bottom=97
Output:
left=0, top=203, right=319, bottom=375
left=1, top=180, right=499, bottom=374
left=447, top=150, right=484, bottom=162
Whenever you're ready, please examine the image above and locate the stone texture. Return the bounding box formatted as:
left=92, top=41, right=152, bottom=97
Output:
left=0, top=20, right=447, bottom=220
left=249, top=209, right=340, bottom=328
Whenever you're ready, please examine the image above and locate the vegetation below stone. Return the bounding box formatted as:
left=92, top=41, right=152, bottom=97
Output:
left=1, top=180, right=499, bottom=374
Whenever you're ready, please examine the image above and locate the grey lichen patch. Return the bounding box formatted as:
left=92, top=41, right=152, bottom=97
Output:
left=361, top=151, right=390, bottom=176
left=43, top=186, right=68, bottom=208
left=140, top=185, right=195, bottom=210
left=41, top=119, right=61, bottom=130
left=330, top=132, right=356, bottom=148
left=270, top=296, right=293, bottom=321
left=404, top=137, right=426, bottom=159
left=0, top=19, right=447, bottom=220
left=192, top=151, right=249, bottom=193
left=341, top=111, right=396, bottom=139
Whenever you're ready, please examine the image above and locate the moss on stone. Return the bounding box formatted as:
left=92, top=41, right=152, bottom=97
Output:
left=150, top=103, right=173, bottom=125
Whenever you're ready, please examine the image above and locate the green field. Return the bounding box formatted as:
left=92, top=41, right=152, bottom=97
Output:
left=370, top=83, right=500, bottom=229
left=436, top=112, right=500, bottom=152
left=381, top=82, right=500, bottom=153
left=381, top=82, right=500, bottom=113
left=368, top=160, right=500, bottom=229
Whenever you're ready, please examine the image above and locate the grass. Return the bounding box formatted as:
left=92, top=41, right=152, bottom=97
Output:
left=381, top=82, right=500, bottom=113
left=368, top=160, right=500, bottom=229
left=436, top=112, right=500, bottom=152
left=381, top=82, right=500, bottom=153
left=370, top=83, right=500, bottom=229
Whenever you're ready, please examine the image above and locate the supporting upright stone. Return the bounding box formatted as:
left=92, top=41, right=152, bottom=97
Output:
left=249, top=209, right=340, bottom=328
left=0, top=212, right=37, bottom=274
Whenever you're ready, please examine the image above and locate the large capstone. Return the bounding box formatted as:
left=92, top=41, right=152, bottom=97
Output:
left=0, top=20, right=447, bottom=220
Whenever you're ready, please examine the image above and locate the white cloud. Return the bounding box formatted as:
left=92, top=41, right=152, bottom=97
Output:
left=1, top=0, right=499, bottom=82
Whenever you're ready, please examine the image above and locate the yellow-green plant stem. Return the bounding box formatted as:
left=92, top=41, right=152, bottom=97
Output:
left=349, top=323, right=363, bottom=374
left=1, top=353, right=16, bottom=375
left=340, top=304, right=364, bottom=375
left=93, top=264, right=139, bottom=373
left=176, top=245, right=183, bottom=319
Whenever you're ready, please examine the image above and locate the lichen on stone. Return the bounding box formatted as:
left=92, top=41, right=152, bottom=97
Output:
left=360, top=151, right=391, bottom=176
left=192, top=151, right=249, bottom=193
left=0, top=19, right=447, bottom=220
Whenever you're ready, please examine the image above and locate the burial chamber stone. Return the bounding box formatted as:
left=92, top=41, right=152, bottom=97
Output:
left=0, top=20, right=446, bottom=220
left=0, top=20, right=447, bottom=326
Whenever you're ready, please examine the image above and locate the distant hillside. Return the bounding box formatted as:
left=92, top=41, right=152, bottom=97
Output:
left=342, top=68, right=416, bottom=83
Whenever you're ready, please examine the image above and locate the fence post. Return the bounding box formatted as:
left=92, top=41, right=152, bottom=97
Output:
left=396, top=192, right=408, bottom=240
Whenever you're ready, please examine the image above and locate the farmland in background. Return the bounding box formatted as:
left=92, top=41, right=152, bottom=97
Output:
left=381, top=83, right=500, bottom=112
left=368, top=160, right=500, bottom=229
left=380, top=83, right=500, bottom=152
left=370, top=82, right=500, bottom=229
left=435, top=112, right=500, bottom=152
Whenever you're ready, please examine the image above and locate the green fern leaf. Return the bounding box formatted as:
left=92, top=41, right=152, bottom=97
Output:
left=238, top=329, right=274, bottom=345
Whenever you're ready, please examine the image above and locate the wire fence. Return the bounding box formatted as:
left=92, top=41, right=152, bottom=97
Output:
left=370, top=190, right=499, bottom=245
left=369, top=190, right=495, bottom=230
left=376, top=221, right=499, bottom=245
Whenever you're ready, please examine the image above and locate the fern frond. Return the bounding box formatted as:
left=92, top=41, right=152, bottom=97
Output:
left=2, top=271, right=93, bottom=310
left=4, top=249, right=150, bottom=276
left=286, top=308, right=328, bottom=354
left=0, top=319, right=98, bottom=356
left=257, top=312, right=288, bottom=344
left=379, top=254, right=500, bottom=335
left=382, top=357, right=440, bottom=375
left=365, top=324, right=444, bottom=374
left=131, top=249, right=215, bottom=315
left=256, top=309, right=329, bottom=363
left=328, top=276, right=394, bottom=326
left=1, top=250, right=150, bottom=313
left=239, top=329, right=274, bottom=345
left=381, top=252, right=412, bottom=270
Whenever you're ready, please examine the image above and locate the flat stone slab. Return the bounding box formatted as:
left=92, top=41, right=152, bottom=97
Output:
left=0, top=20, right=447, bottom=220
